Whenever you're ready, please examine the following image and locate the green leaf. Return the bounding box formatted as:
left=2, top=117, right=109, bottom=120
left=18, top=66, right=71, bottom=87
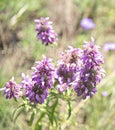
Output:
left=51, top=99, right=58, bottom=115
left=34, top=113, right=45, bottom=130
left=34, top=123, right=42, bottom=130
left=13, top=107, right=24, bottom=122
left=47, top=111, right=53, bottom=125
left=67, top=100, right=71, bottom=119
left=12, top=104, right=25, bottom=122
left=29, top=112, right=35, bottom=126
left=13, top=97, right=18, bottom=102
left=53, top=42, right=58, bottom=46
left=46, top=99, right=58, bottom=126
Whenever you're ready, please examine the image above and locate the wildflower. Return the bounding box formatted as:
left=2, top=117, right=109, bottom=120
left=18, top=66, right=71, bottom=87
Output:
left=35, top=17, right=58, bottom=45
left=101, top=91, right=108, bottom=97
left=103, top=42, right=115, bottom=51
left=56, top=46, right=82, bottom=92
left=58, top=83, right=67, bottom=93
left=80, top=18, right=95, bottom=30
left=21, top=73, right=34, bottom=96
left=32, top=56, right=55, bottom=90
left=74, top=38, right=105, bottom=99
left=21, top=74, right=48, bottom=105
left=4, top=77, right=21, bottom=99
left=21, top=56, right=55, bottom=105
left=22, top=56, right=54, bottom=105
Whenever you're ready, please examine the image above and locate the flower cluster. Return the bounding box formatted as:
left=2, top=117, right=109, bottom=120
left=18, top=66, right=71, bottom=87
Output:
left=31, top=56, right=55, bottom=104
left=3, top=37, right=105, bottom=104
left=4, top=77, right=21, bottom=99
left=74, top=38, right=105, bottom=99
left=35, top=17, right=58, bottom=45
left=56, top=46, right=82, bottom=92
left=3, top=56, right=55, bottom=105
left=21, top=56, right=55, bottom=105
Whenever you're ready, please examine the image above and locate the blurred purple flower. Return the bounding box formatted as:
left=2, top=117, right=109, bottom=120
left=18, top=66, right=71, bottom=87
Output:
left=35, top=17, right=58, bottom=45
left=4, top=77, right=21, bottom=99
left=80, top=18, right=95, bottom=30
left=102, top=91, right=108, bottom=97
left=74, top=38, right=105, bottom=99
left=103, top=42, right=115, bottom=51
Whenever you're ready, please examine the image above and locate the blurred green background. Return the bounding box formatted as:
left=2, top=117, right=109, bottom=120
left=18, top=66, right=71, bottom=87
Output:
left=0, top=0, right=115, bottom=130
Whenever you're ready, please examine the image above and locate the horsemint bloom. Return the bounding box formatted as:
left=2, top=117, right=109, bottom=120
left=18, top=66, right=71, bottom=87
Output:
left=56, top=46, right=82, bottom=92
left=35, top=17, right=58, bottom=45
left=74, top=38, right=105, bottom=99
left=4, top=77, right=21, bottom=99
left=80, top=18, right=95, bottom=30
left=103, top=42, right=115, bottom=51
left=22, top=56, right=55, bottom=105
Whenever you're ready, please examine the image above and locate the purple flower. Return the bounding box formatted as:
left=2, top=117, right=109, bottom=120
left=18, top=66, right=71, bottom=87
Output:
left=56, top=46, right=82, bottom=92
left=32, top=56, right=55, bottom=90
left=21, top=74, right=47, bottom=105
left=35, top=17, right=58, bottom=45
left=21, top=73, right=34, bottom=96
left=58, top=83, right=67, bottom=93
left=4, top=77, right=21, bottom=99
left=80, top=18, right=95, bottom=30
left=21, top=56, right=55, bottom=105
left=102, top=91, right=108, bottom=97
left=103, top=42, right=115, bottom=51
left=74, top=38, right=105, bottom=99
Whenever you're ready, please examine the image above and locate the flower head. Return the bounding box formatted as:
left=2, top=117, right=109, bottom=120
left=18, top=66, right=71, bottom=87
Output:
left=21, top=74, right=47, bottom=105
left=21, top=56, right=55, bottom=105
left=56, top=46, right=82, bottom=92
left=74, top=38, right=105, bottom=99
left=80, top=18, right=95, bottom=30
left=32, top=56, right=55, bottom=89
left=4, top=77, right=21, bottom=99
left=21, top=73, right=34, bottom=97
left=35, top=17, right=58, bottom=45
